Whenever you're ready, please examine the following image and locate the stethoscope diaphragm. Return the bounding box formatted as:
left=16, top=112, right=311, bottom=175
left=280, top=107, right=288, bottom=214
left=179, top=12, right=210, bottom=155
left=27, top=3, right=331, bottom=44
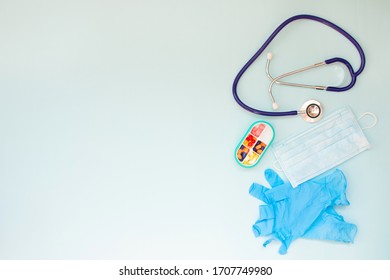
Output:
left=299, top=100, right=323, bottom=123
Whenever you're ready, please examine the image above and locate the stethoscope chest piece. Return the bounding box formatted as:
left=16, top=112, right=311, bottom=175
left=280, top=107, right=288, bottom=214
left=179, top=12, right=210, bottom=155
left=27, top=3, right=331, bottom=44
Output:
left=299, top=100, right=323, bottom=123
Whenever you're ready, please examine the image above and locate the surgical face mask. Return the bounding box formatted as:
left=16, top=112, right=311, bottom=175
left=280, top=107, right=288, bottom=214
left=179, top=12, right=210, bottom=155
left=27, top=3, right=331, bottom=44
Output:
left=272, top=106, right=375, bottom=187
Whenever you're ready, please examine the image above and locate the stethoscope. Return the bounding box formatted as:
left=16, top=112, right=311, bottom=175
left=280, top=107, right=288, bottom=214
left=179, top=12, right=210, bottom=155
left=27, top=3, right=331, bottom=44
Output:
left=232, top=14, right=366, bottom=122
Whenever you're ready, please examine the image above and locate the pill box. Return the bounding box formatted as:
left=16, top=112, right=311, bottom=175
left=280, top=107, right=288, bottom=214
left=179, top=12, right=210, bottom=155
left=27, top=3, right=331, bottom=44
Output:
left=234, top=121, right=275, bottom=168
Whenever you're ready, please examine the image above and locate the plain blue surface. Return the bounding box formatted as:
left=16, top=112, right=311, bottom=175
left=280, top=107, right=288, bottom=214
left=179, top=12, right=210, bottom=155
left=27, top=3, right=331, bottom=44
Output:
left=0, top=0, right=389, bottom=259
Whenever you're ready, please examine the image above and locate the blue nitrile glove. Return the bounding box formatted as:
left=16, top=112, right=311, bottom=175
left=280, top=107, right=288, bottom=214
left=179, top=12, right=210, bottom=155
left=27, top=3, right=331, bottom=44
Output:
left=304, top=206, right=357, bottom=242
left=249, top=169, right=357, bottom=254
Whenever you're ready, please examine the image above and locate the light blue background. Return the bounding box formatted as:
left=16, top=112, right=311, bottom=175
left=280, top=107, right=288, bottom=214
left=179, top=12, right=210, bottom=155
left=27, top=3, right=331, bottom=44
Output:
left=0, top=0, right=389, bottom=259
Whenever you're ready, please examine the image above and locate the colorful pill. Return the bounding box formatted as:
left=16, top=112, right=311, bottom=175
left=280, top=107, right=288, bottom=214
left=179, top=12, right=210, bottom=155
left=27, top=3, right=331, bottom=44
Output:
left=250, top=124, right=266, bottom=137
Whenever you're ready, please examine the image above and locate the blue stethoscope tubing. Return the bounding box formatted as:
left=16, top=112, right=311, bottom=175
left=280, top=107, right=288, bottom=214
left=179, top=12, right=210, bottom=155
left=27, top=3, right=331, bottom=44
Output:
left=232, top=14, right=366, bottom=117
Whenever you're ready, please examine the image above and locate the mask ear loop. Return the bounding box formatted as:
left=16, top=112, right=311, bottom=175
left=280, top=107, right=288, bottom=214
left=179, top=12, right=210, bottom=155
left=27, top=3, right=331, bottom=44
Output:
left=273, top=160, right=283, bottom=172
left=358, top=112, right=378, bottom=130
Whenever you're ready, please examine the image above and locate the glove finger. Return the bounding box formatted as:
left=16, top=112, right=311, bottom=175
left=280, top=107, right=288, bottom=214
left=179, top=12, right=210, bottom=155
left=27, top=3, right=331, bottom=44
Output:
left=253, top=204, right=276, bottom=238
left=259, top=204, right=275, bottom=220
left=264, top=169, right=285, bottom=188
left=249, top=183, right=287, bottom=203
left=261, top=186, right=289, bottom=202
left=249, top=183, right=270, bottom=203
left=253, top=218, right=274, bottom=237
left=304, top=208, right=357, bottom=243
